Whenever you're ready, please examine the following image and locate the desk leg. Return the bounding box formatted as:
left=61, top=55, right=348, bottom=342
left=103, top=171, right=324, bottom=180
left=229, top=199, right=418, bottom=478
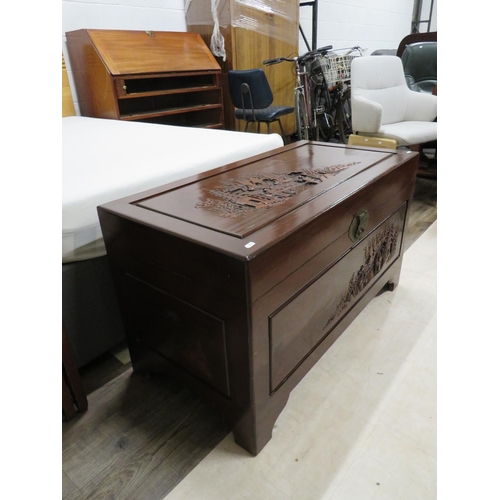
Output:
left=62, top=375, right=76, bottom=421
left=62, top=325, right=88, bottom=420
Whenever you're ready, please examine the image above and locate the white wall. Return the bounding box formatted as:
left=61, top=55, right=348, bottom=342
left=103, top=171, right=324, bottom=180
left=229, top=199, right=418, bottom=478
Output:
left=62, top=0, right=187, bottom=36
left=62, top=0, right=421, bottom=56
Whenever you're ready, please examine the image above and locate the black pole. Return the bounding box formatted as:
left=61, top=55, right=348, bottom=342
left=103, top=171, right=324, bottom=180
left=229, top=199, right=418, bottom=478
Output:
left=299, top=1, right=318, bottom=50
left=312, top=0, right=318, bottom=50
left=299, top=23, right=311, bottom=52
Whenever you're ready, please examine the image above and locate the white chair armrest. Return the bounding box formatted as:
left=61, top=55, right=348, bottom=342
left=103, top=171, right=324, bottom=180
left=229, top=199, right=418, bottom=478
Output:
left=351, top=95, right=383, bottom=133
left=405, top=91, right=437, bottom=122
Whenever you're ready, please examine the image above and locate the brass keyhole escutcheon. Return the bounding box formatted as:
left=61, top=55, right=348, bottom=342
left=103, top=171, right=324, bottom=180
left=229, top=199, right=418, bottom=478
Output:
left=349, top=209, right=369, bottom=242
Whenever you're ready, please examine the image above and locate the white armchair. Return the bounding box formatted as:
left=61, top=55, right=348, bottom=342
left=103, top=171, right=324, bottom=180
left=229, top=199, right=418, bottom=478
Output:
left=350, top=56, right=437, bottom=147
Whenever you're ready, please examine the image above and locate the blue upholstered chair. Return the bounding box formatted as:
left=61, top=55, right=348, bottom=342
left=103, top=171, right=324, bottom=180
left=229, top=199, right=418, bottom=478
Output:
left=228, top=69, right=294, bottom=141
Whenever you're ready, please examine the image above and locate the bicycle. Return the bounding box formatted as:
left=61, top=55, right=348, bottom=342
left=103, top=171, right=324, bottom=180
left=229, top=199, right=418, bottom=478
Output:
left=263, top=45, right=334, bottom=142
left=318, top=46, right=364, bottom=143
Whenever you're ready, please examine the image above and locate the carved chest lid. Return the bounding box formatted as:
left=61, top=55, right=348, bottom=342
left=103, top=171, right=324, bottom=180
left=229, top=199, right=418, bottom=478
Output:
left=99, top=142, right=415, bottom=260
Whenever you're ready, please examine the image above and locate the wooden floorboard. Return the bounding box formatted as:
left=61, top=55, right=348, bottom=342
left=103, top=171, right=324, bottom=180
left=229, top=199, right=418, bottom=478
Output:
left=78, top=351, right=131, bottom=396
left=62, top=175, right=436, bottom=500
left=405, top=176, right=437, bottom=251
left=63, top=370, right=229, bottom=499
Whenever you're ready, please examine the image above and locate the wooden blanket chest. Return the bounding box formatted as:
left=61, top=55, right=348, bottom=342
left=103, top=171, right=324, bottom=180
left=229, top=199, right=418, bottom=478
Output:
left=98, top=141, right=419, bottom=455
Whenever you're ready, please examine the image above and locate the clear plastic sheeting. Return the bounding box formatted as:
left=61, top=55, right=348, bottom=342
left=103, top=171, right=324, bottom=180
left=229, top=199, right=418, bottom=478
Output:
left=185, top=0, right=229, bottom=60
left=185, top=0, right=230, bottom=28
left=232, top=0, right=296, bottom=45
left=186, top=0, right=296, bottom=51
left=210, top=0, right=226, bottom=60
left=236, top=0, right=274, bottom=14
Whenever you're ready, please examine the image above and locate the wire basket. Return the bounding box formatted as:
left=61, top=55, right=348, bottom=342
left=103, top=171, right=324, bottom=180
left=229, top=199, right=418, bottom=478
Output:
left=320, top=52, right=356, bottom=87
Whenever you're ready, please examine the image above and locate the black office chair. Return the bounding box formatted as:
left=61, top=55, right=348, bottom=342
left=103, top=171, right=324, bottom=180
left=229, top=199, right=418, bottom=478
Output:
left=401, top=41, right=437, bottom=94
left=228, top=69, right=294, bottom=142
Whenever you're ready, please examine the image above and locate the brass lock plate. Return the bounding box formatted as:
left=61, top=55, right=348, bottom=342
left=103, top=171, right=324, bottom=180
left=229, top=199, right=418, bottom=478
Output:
left=349, top=209, right=369, bottom=242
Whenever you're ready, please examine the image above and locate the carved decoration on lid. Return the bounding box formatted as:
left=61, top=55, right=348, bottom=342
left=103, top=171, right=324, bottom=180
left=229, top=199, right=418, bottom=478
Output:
left=195, top=162, right=359, bottom=218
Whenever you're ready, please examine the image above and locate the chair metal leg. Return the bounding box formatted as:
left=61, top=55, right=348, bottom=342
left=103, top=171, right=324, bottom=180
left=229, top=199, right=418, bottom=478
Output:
left=267, top=122, right=271, bottom=134
left=277, top=119, right=288, bottom=144
left=244, top=121, right=250, bottom=132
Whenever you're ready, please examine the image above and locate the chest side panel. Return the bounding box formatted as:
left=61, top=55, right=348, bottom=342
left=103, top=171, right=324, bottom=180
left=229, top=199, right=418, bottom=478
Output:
left=124, top=273, right=232, bottom=397
left=99, top=213, right=248, bottom=302
left=98, top=210, right=251, bottom=408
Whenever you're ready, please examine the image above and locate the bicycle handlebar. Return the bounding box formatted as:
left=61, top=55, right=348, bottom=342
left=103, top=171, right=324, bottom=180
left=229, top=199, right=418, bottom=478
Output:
left=316, top=45, right=334, bottom=53
left=263, top=57, right=290, bottom=66
left=263, top=45, right=333, bottom=66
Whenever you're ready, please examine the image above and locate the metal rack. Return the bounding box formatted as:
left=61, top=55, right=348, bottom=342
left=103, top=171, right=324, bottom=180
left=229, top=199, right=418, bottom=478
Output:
left=412, top=0, right=435, bottom=33
left=299, top=0, right=318, bottom=51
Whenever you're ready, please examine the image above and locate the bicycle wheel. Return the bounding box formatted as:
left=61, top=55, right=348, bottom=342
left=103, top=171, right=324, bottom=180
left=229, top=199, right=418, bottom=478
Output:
left=295, top=90, right=310, bottom=141
left=336, top=87, right=353, bottom=144
left=313, top=84, right=334, bottom=142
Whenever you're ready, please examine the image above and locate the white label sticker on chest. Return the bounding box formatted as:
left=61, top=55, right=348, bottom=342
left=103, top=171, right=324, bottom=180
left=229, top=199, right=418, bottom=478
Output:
left=245, top=242, right=256, bottom=248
